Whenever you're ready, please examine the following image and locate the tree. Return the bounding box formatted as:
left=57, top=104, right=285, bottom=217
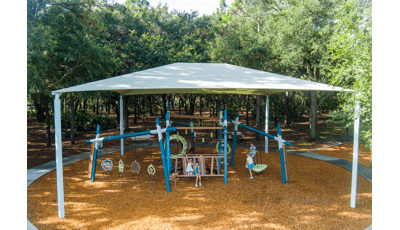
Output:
left=28, top=0, right=116, bottom=144
left=327, top=0, right=372, bottom=150
left=262, top=0, right=340, bottom=139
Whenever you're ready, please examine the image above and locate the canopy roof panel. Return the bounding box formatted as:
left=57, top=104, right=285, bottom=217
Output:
left=52, top=63, right=352, bottom=95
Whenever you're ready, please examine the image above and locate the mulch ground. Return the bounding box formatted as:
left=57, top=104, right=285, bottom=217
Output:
left=27, top=110, right=372, bottom=229
left=27, top=146, right=371, bottom=230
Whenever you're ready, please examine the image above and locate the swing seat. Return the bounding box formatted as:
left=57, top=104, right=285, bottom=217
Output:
left=169, top=172, right=179, bottom=180
left=246, top=164, right=267, bottom=173
left=169, top=172, right=179, bottom=187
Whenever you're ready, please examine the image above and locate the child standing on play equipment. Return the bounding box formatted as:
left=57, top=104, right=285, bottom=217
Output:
left=250, top=143, right=257, bottom=160
left=246, top=153, right=254, bottom=179
left=186, top=159, right=194, bottom=175
left=194, top=160, right=201, bottom=187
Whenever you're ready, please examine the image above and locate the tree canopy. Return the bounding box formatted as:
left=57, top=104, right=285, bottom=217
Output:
left=27, top=0, right=372, bottom=148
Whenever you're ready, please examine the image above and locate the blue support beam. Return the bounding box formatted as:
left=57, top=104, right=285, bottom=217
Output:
left=156, top=117, right=172, bottom=193
left=166, top=111, right=171, bottom=174
left=86, top=127, right=177, bottom=144
left=218, top=105, right=222, bottom=171
left=277, top=124, right=288, bottom=184
left=90, top=124, right=101, bottom=182
left=224, top=109, right=228, bottom=184
left=225, top=118, right=292, bottom=147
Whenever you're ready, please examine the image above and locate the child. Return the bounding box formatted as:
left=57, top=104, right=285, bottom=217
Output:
left=246, top=153, right=254, bottom=179
left=250, top=143, right=257, bottom=160
left=194, top=161, right=201, bottom=187
left=186, top=159, right=193, bottom=175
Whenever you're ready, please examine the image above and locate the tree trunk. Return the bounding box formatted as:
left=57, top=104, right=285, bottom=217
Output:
left=189, top=94, right=196, bottom=115
left=246, top=95, right=249, bottom=126
left=199, top=95, right=202, bottom=116
left=83, top=99, right=87, bottom=112
left=64, top=98, right=68, bottom=138
left=255, top=95, right=261, bottom=141
left=307, top=64, right=319, bottom=140
left=309, top=91, right=318, bottom=140
left=33, top=93, right=46, bottom=122
left=148, top=95, right=153, bottom=116
left=69, top=93, right=75, bottom=144
left=124, top=96, right=133, bottom=131
left=284, top=92, right=293, bottom=126
left=45, top=99, right=51, bottom=147
left=161, top=94, right=167, bottom=118
left=96, top=96, right=99, bottom=115
left=179, top=94, right=181, bottom=115
left=134, top=97, right=138, bottom=124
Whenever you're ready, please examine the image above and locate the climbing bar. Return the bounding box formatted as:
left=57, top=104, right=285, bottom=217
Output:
left=175, top=126, right=223, bottom=130
left=85, top=127, right=177, bottom=144
left=169, top=114, right=219, bottom=121
left=162, top=120, right=191, bottom=127
left=225, top=118, right=292, bottom=146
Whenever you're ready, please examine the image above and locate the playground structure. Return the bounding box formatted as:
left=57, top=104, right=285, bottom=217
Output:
left=49, top=63, right=360, bottom=219
left=86, top=103, right=293, bottom=193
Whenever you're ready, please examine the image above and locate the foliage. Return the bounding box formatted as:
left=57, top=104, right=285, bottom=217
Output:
left=326, top=0, right=372, bottom=150
left=27, top=109, right=37, bottom=118
left=54, top=110, right=116, bottom=131
left=27, top=0, right=372, bottom=150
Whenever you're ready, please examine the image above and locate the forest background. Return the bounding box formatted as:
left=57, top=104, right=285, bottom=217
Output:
left=26, top=0, right=372, bottom=147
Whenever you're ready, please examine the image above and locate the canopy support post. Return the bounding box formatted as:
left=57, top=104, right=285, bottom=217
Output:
left=166, top=110, right=171, bottom=174
left=265, top=95, right=269, bottom=153
left=53, top=93, right=65, bottom=218
left=224, top=109, right=228, bottom=184
left=350, top=97, right=361, bottom=208
left=120, top=95, right=124, bottom=156
left=218, top=105, right=222, bottom=171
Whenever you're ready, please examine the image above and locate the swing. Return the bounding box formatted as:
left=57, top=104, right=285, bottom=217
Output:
left=164, top=134, right=188, bottom=157
left=119, top=158, right=124, bottom=186
left=246, top=134, right=267, bottom=173
left=130, top=136, right=140, bottom=187
left=101, top=158, right=113, bottom=182
left=148, top=135, right=156, bottom=191
left=216, top=140, right=231, bottom=155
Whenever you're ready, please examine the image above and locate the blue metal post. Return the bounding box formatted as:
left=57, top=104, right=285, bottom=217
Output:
left=277, top=124, right=288, bottom=184
left=218, top=105, right=222, bottom=171
left=224, top=109, right=228, bottom=184
left=120, top=95, right=124, bottom=156
left=166, top=111, right=171, bottom=174
left=230, top=112, right=239, bottom=167
left=91, top=124, right=101, bottom=182
left=156, top=117, right=172, bottom=193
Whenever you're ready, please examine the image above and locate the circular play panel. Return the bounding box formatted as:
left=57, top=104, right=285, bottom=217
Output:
left=27, top=147, right=371, bottom=229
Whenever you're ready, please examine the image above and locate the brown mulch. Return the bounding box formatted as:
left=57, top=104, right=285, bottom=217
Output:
left=27, top=145, right=372, bottom=229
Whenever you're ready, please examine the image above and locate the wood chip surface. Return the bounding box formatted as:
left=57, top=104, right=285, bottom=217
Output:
left=27, top=146, right=372, bottom=229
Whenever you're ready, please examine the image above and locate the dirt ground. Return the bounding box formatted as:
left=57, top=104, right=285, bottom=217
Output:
left=27, top=110, right=372, bottom=229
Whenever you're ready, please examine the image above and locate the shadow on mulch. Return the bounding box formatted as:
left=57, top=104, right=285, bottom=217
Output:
left=27, top=146, right=371, bottom=230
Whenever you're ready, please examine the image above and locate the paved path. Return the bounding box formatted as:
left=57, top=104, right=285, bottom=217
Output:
left=27, top=143, right=372, bottom=230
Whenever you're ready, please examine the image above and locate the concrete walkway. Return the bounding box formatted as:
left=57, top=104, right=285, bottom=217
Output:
left=27, top=143, right=372, bottom=230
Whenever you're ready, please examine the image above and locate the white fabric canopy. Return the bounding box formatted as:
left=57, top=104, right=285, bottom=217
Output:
left=52, top=62, right=352, bottom=95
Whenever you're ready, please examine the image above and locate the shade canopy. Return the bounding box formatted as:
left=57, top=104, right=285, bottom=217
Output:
left=51, top=63, right=352, bottom=95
